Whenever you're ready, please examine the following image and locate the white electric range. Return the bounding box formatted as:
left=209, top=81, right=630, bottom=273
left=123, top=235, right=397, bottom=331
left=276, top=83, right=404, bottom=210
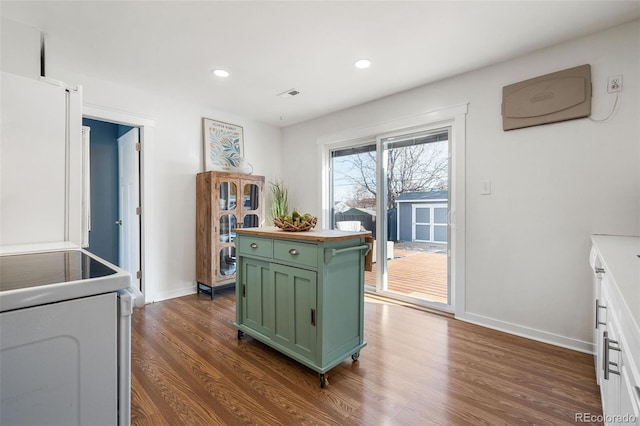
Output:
left=0, top=243, right=142, bottom=426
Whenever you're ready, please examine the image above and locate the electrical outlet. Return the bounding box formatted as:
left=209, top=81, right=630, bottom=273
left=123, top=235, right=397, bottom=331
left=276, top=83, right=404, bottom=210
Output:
left=608, top=75, right=623, bottom=93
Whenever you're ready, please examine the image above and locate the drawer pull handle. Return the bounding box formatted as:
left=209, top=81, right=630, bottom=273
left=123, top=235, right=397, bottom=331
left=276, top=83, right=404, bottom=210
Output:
left=250, top=243, right=258, bottom=249
left=311, top=308, right=316, bottom=326
left=603, top=331, right=621, bottom=380
left=595, top=299, right=607, bottom=329
left=289, top=249, right=300, bottom=256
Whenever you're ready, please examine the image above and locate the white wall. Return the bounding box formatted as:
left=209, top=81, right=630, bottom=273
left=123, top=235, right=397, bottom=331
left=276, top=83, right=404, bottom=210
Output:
left=70, top=73, right=282, bottom=302
left=281, top=20, right=640, bottom=352
left=0, top=17, right=40, bottom=79
left=1, top=20, right=283, bottom=303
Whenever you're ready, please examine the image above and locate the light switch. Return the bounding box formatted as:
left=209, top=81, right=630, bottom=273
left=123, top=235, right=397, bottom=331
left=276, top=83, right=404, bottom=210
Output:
left=480, top=180, right=491, bottom=195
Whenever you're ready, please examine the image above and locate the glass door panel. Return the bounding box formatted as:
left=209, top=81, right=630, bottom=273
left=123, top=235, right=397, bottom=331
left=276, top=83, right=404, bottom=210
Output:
left=243, top=214, right=259, bottom=228
left=219, top=214, right=237, bottom=242
left=219, top=182, right=237, bottom=210
left=330, top=143, right=377, bottom=287
left=413, top=206, right=431, bottom=242
left=243, top=183, right=259, bottom=210
left=219, top=247, right=236, bottom=276
left=329, top=127, right=450, bottom=307
left=379, top=128, right=450, bottom=305
left=433, top=207, right=448, bottom=243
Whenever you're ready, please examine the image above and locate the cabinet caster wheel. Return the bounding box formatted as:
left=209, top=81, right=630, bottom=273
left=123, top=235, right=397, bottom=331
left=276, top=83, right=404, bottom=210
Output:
left=319, top=373, right=328, bottom=388
left=351, top=351, right=360, bottom=362
left=237, top=330, right=244, bottom=340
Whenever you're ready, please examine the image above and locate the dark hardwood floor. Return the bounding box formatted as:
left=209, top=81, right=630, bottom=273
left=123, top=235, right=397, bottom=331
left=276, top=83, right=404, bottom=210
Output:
left=131, top=290, right=603, bottom=425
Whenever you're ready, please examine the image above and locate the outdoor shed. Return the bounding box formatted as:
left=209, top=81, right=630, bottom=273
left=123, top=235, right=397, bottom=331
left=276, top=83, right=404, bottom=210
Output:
left=396, top=190, right=448, bottom=243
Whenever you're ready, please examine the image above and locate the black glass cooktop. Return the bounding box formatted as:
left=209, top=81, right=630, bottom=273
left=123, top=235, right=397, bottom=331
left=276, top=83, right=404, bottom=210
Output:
left=0, top=250, right=117, bottom=292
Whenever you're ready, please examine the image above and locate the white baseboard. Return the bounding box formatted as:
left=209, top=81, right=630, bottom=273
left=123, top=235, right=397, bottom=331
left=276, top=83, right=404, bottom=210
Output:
left=456, top=312, right=595, bottom=355
left=146, top=284, right=197, bottom=304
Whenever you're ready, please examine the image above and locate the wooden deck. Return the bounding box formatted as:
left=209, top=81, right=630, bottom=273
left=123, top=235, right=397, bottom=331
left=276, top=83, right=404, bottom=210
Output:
left=364, top=249, right=448, bottom=303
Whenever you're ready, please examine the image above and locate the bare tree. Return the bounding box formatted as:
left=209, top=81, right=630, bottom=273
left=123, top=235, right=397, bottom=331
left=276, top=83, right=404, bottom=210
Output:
left=335, top=142, right=448, bottom=209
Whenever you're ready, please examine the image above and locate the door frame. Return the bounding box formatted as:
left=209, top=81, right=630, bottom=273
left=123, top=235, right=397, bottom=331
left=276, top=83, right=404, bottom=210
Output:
left=83, top=104, right=155, bottom=301
left=318, top=103, right=467, bottom=315
left=117, top=128, right=140, bottom=289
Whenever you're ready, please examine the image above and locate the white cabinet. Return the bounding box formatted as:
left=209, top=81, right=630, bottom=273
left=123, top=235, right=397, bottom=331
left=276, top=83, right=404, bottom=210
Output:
left=591, top=236, right=640, bottom=426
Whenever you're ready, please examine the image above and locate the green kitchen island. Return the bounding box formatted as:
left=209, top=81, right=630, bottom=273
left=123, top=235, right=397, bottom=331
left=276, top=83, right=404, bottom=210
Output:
left=234, top=226, right=371, bottom=388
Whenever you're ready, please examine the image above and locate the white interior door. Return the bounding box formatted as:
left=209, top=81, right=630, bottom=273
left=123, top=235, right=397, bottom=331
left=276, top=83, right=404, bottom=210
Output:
left=117, top=128, right=140, bottom=289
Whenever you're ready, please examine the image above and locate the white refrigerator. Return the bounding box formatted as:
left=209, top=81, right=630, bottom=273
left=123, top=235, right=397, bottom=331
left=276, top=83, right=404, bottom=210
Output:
left=0, top=72, right=140, bottom=425
left=0, top=71, right=85, bottom=247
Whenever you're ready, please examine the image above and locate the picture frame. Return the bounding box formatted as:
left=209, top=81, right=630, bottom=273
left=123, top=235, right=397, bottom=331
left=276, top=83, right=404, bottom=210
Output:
left=202, top=118, right=244, bottom=172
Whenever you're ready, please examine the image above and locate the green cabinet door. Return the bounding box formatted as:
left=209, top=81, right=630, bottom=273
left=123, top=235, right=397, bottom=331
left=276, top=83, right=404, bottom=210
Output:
left=240, top=257, right=271, bottom=336
left=270, top=263, right=317, bottom=360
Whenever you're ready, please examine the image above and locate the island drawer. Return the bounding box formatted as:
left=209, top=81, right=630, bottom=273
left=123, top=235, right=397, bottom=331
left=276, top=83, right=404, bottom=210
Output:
left=237, top=236, right=273, bottom=259
left=273, top=240, right=318, bottom=268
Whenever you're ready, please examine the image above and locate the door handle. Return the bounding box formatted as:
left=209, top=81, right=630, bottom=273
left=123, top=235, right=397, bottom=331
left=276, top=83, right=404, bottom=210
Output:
left=447, top=210, right=455, bottom=226
left=115, top=220, right=122, bottom=225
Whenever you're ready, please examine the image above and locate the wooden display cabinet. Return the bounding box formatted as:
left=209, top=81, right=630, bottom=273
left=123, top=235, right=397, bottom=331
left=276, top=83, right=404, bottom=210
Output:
left=196, top=171, right=265, bottom=298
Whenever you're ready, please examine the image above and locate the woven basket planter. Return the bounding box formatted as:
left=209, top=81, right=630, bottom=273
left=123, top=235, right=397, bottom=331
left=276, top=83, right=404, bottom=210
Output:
left=273, top=216, right=317, bottom=232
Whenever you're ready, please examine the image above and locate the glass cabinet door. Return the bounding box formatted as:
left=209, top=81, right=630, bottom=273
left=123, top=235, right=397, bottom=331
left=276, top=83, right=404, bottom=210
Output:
left=219, top=247, right=236, bottom=276
left=219, top=181, right=237, bottom=210
left=219, top=214, right=237, bottom=242
left=243, top=183, right=259, bottom=210
left=243, top=214, right=259, bottom=228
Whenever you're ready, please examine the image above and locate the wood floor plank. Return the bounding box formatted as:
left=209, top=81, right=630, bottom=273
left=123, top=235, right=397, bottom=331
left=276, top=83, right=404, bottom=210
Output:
left=131, top=291, right=602, bottom=425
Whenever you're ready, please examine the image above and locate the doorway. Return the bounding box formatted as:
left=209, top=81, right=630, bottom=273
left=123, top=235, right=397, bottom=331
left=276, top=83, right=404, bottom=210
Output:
left=378, top=128, right=450, bottom=305
left=321, top=103, right=467, bottom=314
left=82, top=118, right=141, bottom=292
left=330, top=127, right=451, bottom=309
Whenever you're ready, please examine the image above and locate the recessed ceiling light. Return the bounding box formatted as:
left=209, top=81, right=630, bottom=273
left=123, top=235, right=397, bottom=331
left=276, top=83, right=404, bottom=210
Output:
left=354, top=59, right=372, bottom=69
left=211, top=69, right=230, bottom=78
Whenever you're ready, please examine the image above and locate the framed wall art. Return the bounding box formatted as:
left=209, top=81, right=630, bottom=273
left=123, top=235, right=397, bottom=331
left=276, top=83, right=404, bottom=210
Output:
left=203, top=118, right=244, bottom=172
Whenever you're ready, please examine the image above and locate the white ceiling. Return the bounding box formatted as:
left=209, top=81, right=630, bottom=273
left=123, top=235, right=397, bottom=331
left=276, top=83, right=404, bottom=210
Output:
left=2, top=1, right=639, bottom=127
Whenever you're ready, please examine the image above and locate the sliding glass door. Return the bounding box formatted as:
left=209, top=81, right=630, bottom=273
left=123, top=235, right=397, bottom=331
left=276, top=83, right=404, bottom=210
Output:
left=378, top=128, right=450, bottom=305
left=330, top=143, right=376, bottom=288
left=330, top=127, right=451, bottom=307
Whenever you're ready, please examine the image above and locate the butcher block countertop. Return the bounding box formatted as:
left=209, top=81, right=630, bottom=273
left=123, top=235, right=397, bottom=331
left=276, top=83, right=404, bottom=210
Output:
left=235, top=227, right=370, bottom=242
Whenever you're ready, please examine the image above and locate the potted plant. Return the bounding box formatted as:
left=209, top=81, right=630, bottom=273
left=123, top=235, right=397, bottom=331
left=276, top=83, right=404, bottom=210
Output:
left=269, top=180, right=289, bottom=220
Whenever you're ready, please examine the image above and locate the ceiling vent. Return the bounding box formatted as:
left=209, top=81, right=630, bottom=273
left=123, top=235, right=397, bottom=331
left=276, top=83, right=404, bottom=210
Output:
left=277, top=89, right=300, bottom=99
